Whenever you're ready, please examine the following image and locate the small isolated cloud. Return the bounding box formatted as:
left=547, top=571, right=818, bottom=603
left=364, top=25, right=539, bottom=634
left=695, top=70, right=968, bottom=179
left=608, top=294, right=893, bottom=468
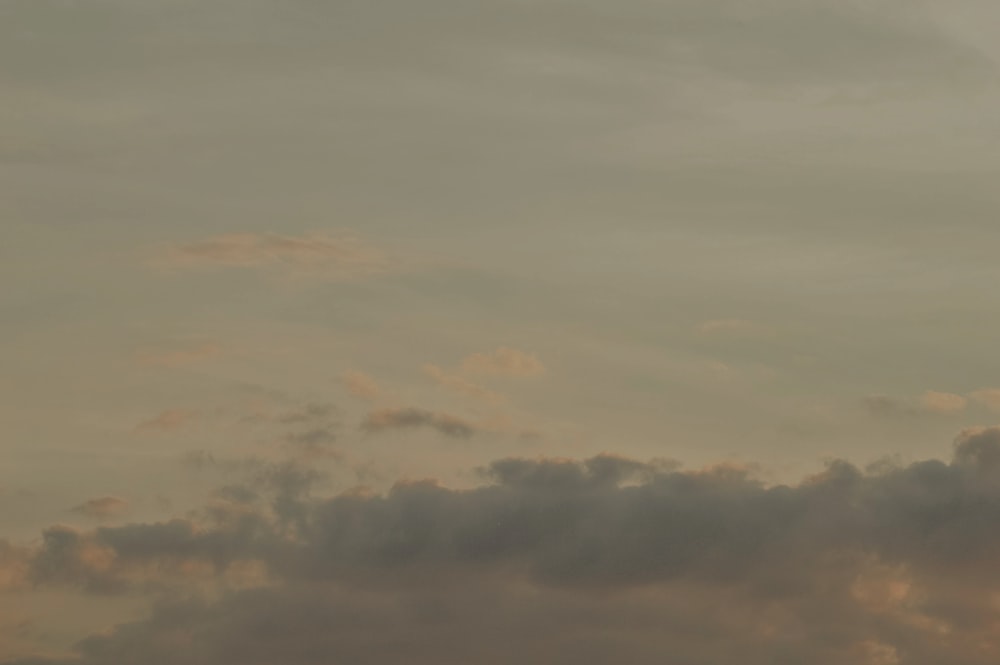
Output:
left=71, top=497, right=128, bottom=521
left=135, top=408, right=200, bottom=433
left=919, top=391, right=967, bottom=416
left=697, top=319, right=772, bottom=337
left=362, top=407, right=476, bottom=438
left=137, top=342, right=222, bottom=368
left=969, top=389, right=1000, bottom=413
left=157, top=232, right=387, bottom=280
left=343, top=371, right=380, bottom=401
left=460, top=347, right=545, bottom=377
left=863, top=391, right=967, bottom=418
left=423, top=364, right=505, bottom=403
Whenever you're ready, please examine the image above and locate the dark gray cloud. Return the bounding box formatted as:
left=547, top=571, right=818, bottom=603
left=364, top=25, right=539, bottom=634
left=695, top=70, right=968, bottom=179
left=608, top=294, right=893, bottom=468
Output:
left=362, top=408, right=477, bottom=438
left=10, top=430, right=1000, bottom=662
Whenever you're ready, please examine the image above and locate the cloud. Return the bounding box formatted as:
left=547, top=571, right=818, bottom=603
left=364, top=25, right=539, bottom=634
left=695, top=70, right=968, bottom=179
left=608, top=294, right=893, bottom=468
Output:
left=361, top=408, right=476, bottom=439
left=460, top=347, right=545, bottom=377
left=14, top=431, right=1000, bottom=662
left=422, top=364, right=504, bottom=403
left=156, top=232, right=387, bottom=280
left=919, top=391, right=967, bottom=416
left=969, top=389, right=1000, bottom=413
left=70, top=497, right=129, bottom=521
left=863, top=391, right=968, bottom=418
left=342, top=371, right=380, bottom=401
left=134, top=409, right=200, bottom=434
left=0, top=541, right=30, bottom=593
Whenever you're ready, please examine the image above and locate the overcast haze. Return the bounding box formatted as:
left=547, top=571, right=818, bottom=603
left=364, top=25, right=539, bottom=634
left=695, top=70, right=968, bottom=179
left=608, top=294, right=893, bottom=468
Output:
left=3, top=0, right=1000, bottom=662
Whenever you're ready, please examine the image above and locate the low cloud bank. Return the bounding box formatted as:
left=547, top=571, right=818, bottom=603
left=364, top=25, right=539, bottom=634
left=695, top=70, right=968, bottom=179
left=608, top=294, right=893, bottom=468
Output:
left=8, top=429, right=1000, bottom=663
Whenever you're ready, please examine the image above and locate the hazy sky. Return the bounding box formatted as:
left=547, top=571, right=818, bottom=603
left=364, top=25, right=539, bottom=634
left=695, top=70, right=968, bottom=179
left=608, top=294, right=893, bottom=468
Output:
left=4, top=0, right=1000, bottom=662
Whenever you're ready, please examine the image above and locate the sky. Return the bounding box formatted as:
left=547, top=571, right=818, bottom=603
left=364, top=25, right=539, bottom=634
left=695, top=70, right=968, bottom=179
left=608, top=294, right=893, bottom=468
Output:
left=3, top=0, right=1000, bottom=662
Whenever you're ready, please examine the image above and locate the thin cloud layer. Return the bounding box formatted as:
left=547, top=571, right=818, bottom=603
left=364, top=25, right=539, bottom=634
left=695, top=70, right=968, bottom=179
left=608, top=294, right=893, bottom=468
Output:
left=919, top=391, right=968, bottom=416
left=362, top=407, right=477, bottom=439
left=157, top=232, right=387, bottom=279
left=9, top=431, right=1000, bottom=663
left=134, top=409, right=200, bottom=434
left=969, top=389, right=1000, bottom=413
left=70, top=497, right=128, bottom=521
left=460, top=347, right=546, bottom=377
left=342, top=371, right=380, bottom=401
left=423, top=364, right=505, bottom=403
left=863, top=391, right=969, bottom=418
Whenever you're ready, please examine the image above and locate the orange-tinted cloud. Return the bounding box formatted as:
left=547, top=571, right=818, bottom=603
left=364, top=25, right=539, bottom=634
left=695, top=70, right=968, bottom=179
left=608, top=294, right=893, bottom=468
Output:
left=343, top=371, right=380, bottom=401
left=422, top=364, right=505, bottom=403
left=0, top=542, right=30, bottom=593
left=19, top=434, right=1000, bottom=663
left=919, top=391, right=967, bottom=416
left=460, top=347, right=545, bottom=377
left=135, top=408, right=200, bottom=433
left=863, top=391, right=968, bottom=418
left=697, top=319, right=773, bottom=337
left=969, top=389, right=1000, bottom=413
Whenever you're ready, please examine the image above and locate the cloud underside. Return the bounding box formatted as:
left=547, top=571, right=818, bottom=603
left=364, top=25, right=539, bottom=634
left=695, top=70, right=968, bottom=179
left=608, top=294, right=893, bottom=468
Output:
left=362, top=407, right=477, bottom=438
left=9, top=428, right=1000, bottom=663
left=70, top=497, right=128, bottom=521
left=864, top=391, right=971, bottom=418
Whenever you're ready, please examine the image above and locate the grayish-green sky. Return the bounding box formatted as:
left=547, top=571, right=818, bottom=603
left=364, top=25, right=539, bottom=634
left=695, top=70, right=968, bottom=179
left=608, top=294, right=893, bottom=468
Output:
left=3, top=1, right=1000, bottom=662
